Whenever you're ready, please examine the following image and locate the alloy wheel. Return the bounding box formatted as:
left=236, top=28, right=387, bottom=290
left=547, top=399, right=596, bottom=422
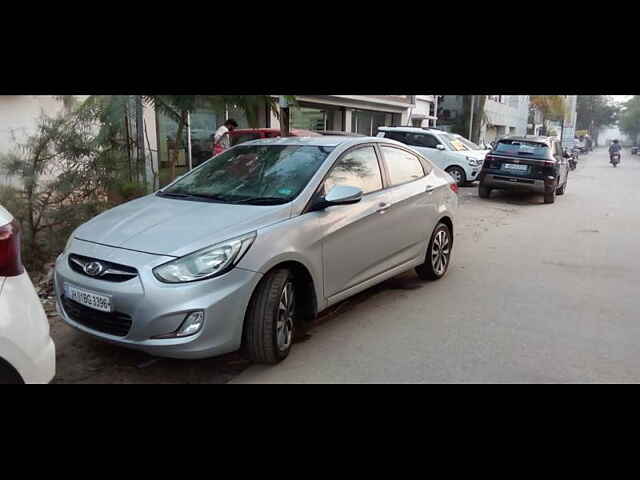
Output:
left=276, top=282, right=295, bottom=352
left=431, top=229, right=451, bottom=276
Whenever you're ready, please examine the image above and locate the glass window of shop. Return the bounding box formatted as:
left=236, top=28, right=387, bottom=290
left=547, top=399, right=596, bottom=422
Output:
left=156, top=101, right=253, bottom=183
left=290, top=104, right=343, bottom=132
left=352, top=110, right=401, bottom=136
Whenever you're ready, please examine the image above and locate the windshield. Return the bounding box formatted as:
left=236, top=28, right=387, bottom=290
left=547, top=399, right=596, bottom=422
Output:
left=495, top=140, right=550, bottom=156
left=438, top=133, right=471, bottom=152
left=161, top=144, right=334, bottom=205
left=450, top=134, right=481, bottom=150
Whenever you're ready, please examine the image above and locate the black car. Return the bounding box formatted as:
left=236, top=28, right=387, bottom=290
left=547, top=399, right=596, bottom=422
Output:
left=478, top=136, right=569, bottom=204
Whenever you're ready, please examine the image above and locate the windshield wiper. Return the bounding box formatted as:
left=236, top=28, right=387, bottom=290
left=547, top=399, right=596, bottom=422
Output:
left=158, top=191, right=231, bottom=202
left=233, top=196, right=289, bottom=205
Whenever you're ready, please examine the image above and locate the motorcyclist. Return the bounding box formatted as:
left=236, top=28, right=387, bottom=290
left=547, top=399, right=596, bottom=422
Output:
left=609, top=139, right=622, bottom=164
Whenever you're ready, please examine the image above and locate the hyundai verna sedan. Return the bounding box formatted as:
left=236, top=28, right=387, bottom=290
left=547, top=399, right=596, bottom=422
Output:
left=54, top=136, right=458, bottom=364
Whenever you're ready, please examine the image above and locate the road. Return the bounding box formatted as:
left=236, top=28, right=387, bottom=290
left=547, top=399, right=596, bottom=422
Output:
left=49, top=147, right=640, bottom=383
left=232, top=148, right=640, bottom=383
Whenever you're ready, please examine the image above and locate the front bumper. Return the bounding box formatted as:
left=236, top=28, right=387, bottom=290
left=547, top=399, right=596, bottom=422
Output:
left=54, top=241, right=263, bottom=359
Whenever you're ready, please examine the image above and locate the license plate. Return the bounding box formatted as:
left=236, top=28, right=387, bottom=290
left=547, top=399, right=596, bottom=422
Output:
left=502, top=163, right=529, bottom=171
left=64, top=283, right=112, bottom=313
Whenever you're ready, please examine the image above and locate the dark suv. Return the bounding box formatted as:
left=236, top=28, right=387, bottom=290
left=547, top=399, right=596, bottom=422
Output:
left=478, top=136, right=569, bottom=204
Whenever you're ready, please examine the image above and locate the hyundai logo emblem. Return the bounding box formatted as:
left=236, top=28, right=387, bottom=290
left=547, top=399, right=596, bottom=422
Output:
left=84, top=261, right=105, bottom=277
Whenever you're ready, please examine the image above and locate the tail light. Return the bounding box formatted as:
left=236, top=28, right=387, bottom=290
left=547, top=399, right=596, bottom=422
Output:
left=0, top=219, right=25, bottom=277
left=450, top=182, right=459, bottom=194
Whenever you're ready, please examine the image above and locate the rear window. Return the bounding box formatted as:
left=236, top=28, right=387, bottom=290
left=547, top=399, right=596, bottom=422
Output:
left=495, top=140, right=550, bottom=156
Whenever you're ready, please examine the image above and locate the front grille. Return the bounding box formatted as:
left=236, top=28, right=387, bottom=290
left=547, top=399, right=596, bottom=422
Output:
left=61, top=296, right=133, bottom=337
left=69, top=254, right=138, bottom=283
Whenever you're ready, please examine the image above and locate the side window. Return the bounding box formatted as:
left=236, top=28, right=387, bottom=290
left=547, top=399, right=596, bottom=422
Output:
left=324, top=146, right=383, bottom=195
left=381, top=146, right=427, bottom=186
left=383, top=131, right=408, bottom=144
left=420, top=134, right=441, bottom=148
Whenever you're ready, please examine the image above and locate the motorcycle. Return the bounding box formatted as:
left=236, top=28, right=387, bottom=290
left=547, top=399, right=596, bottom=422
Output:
left=567, top=150, right=578, bottom=170
left=610, top=152, right=621, bottom=167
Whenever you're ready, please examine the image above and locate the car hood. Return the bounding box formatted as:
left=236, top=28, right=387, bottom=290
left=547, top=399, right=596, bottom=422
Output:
left=74, top=194, right=292, bottom=257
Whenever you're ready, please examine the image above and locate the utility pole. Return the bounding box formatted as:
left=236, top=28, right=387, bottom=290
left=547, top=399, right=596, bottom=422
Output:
left=186, top=112, right=193, bottom=171
left=279, top=96, right=290, bottom=137
left=135, top=95, right=147, bottom=188
left=469, top=95, right=475, bottom=139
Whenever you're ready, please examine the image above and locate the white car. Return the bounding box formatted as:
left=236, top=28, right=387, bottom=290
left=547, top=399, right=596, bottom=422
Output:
left=378, top=127, right=488, bottom=185
left=0, top=205, right=56, bottom=384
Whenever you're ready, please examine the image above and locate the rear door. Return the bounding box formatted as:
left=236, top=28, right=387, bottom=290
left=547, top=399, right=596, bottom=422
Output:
left=378, top=145, right=443, bottom=265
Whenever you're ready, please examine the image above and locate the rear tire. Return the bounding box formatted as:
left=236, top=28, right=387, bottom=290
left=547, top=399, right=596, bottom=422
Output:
left=416, top=223, right=452, bottom=281
left=0, top=360, right=23, bottom=384
left=243, top=268, right=296, bottom=364
left=445, top=166, right=466, bottom=186
left=478, top=185, right=491, bottom=199
left=544, top=189, right=556, bottom=204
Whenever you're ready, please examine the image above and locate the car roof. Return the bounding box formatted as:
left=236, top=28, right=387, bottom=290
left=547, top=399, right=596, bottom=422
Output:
left=236, top=135, right=398, bottom=148
left=231, top=128, right=322, bottom=136
left=378, top=126, right=448, bottom=135
left=500, top=135, right=553, bottom=144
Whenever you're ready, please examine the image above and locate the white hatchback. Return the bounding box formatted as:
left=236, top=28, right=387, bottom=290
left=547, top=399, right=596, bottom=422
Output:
left=0, top=205, right=56, bottom=384
left=378, top=127, right=488, bottom=185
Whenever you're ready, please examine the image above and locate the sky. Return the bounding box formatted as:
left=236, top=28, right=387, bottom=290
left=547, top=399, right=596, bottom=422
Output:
left=612, top=95, right=632, bottom=104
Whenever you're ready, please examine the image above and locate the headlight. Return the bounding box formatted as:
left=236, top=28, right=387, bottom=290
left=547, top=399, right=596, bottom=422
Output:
left=153, top=231, right=257, bottom=283
left=467, top=157, right=482, bottom=167
left=64, top=234, right=75, bottom=254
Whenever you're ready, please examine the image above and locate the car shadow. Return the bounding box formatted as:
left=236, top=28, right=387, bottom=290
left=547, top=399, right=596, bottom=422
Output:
left=482, top=189, right=547, bottom=206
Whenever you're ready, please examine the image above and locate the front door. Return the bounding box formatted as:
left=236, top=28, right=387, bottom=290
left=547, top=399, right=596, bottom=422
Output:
left=320, top=145, right=397, bottom=299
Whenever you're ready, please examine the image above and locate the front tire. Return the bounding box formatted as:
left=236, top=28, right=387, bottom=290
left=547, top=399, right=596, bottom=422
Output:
left=243, top=268, right=296, bottom=364
left=556, top=181, right=567, bottom=195
left=445, top=166, right=467, bottom=186
left=416, top=223, right=452, bottom=281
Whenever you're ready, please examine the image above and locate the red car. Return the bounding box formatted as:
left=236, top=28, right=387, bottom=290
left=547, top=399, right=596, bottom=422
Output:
left=229, top=128, right=321, bottom=147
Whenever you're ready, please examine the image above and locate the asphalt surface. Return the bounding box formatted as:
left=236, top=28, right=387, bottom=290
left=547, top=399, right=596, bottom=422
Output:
left=232, top=148, right=640, bottom=383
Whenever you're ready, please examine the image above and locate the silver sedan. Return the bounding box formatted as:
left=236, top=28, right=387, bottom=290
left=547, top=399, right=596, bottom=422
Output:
left=54, top=136, right=458, bottom=364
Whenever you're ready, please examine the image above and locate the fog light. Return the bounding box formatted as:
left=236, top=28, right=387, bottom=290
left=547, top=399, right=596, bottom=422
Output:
left=177, top=311, right=205, bottom=337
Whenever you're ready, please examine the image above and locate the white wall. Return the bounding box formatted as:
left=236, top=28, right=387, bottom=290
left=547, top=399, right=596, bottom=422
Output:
left=0, top=95, right=72, bottom=154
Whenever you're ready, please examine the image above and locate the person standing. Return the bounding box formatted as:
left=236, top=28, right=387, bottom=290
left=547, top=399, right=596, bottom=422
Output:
left=213, top=119, right=239, bottom=155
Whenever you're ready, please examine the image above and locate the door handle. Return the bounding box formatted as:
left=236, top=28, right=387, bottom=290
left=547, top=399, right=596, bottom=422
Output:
left=425, top=185, right=436, bottom=193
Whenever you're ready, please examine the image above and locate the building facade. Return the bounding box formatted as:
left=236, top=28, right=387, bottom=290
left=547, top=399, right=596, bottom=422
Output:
left=437, top=95, right=530, bottom=143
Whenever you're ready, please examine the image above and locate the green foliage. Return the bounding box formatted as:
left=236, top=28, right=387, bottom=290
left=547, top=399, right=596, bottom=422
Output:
left=576, top=95, right=619, bottom=133
left=530, top=96, right=568, bottom=121
left=619, top=96, right=640, bottom=144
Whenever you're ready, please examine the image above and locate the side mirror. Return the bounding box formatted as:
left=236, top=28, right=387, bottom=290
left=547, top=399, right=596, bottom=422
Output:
left=312, top=185, right=363, bottom=211
left=436, top=144, right=446, bottom=151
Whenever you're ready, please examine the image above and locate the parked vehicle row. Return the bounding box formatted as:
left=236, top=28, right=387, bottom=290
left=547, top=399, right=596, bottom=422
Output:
left=5, top=131, right=583, bottom=381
